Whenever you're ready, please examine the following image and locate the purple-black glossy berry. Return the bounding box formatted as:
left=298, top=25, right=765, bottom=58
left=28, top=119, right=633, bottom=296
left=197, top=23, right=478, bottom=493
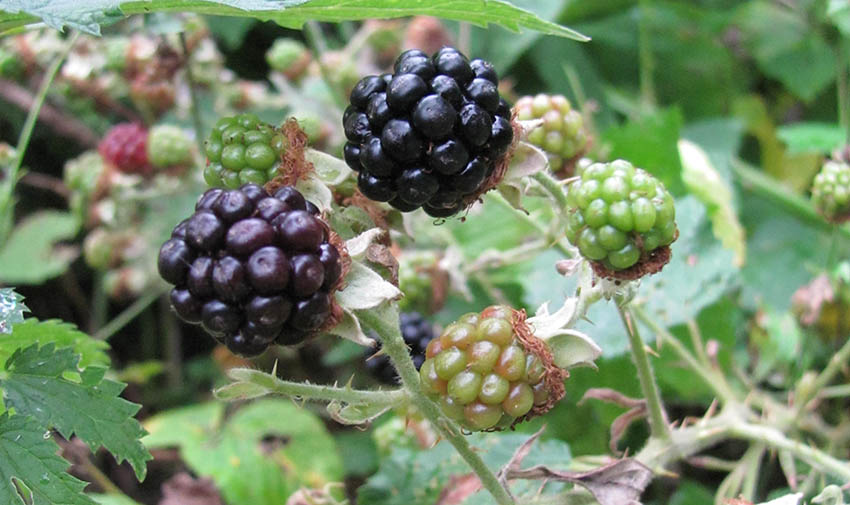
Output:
left=345, top=47, right=512, bottom=215
left=158, top=185, right=343, bottom=357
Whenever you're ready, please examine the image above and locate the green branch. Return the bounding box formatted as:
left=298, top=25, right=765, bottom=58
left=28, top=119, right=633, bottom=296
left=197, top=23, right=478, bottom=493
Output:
left=617, top=304, right=670, bottom=441
left=357, top=306, right=516, bottom=505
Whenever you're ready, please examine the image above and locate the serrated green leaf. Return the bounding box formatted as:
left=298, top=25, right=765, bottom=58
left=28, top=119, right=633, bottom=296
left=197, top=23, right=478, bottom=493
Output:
left=0, top=211, right=80, bottom=285
left=0, top=0, right=588, bottom=41
left=0, top=413, right=96, bottom=505
left=144, top=400, right=343, bottom=505
left=603, top=107, right=685, bottom=195
left=1, top=319, right=109, bottom=369
left=777, top=122, right=845, bottom=154
left=0, top=288, right=27, bottom=335
left=679, top=139, right=746, bottom=266
left=1, top=344, right=150, bottom=480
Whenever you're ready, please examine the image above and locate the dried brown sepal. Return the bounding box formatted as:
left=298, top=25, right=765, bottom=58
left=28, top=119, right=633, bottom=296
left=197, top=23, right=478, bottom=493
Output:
left=591, top=244, right=673, bottom=281
left=343, top=190, right=392, bottom=230
left=510, top=308, right=568, bottom=425
left=265, top=118, right=313, bottom=193
left=317, top=227, right=352, bottom=335
left=461, top=111, right=522, bottom=210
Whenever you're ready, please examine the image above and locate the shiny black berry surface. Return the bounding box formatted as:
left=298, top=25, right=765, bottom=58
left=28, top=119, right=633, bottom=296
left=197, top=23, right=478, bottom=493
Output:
left=157, top=184, right=343, bottom=357
left=344, top=47, right=512, bottom=217
left=365, top=311, right=434, bottom=384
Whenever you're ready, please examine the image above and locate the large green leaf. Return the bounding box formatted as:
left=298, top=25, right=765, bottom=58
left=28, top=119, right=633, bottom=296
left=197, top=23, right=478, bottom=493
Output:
left=603, top=107, right=685, bottom=195
left=0, top=288, right=27, bottom=335
left=0, top=0, right=588, bottom=40
left=777, top=122, right=845, bottom=155
left=0, top=413, right=95, bottom=505
left=0, top=211, right=80, bottom=285
left=143, top=400, right=343, bottom=505
left=0, top=344, right=150, bottom=480
left=0, top=319, right=109, bottom=369
left=358, top=432, right=571, bottom=505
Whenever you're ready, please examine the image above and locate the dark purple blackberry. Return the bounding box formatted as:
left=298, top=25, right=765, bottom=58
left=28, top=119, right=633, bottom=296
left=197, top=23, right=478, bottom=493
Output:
left=158, top=184, right=343, bottom=357
left=365, top=312, right=434, bottom=385
left=345, top=47, right=512, bottom=216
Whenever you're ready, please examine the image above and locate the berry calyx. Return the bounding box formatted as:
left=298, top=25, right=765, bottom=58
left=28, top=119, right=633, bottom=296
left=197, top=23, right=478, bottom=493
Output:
left=158, top=184, right=346, bottom=357
left=812, top=160, right=850, bottom=223
left=420, top=305, right=565, bottom=431
left=99, top=123, right=151, bottom=175
left=515, top=94, right=588, bottom=175
left=344, top=47, right=514, bottom=217
left=566, top=160, right=678, bottom=280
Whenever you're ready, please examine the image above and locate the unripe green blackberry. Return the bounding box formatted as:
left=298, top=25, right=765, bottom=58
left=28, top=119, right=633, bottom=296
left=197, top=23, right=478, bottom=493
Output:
left=420, top=305, right=559, bottom=431
left=516, top=94, right=587, bottom=172
left=812, top=160, right=850, bottom=222
left=566, top=160, right=677, bottom=278
left=148, top=125, right=193, bottom=169
left=203, top=114, right=286, bottom=189
left=265, top=38, right=311, bottom=80
left=0, top=47, right=23, bottom=79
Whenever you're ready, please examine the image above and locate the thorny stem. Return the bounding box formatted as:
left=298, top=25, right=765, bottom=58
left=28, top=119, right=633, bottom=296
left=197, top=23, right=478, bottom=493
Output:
left=357, top=306, right=516, bottom=505
left=795, top=334, right=850, bottom=418
left=221, top=368, right=409, bottom=406
left=179, top=32, right=205, bottom=153
left=532, top=171, right=570, bottom=211
left=617, top=304, right=671, bottom=441
left=634, top=306, right=739, bottom=406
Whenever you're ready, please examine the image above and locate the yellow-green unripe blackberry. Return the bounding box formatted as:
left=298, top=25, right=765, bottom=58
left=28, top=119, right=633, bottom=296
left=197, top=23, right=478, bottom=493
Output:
left=147, top=125, right=193, bottom=169
left=812, top=160, right=850, bottom=222
left=515, top=94, right=587, bottom=172
left=419, top=305, right=555, bottom=431
left=203, top=114, right=286, bottom=188
left=566, top=160, right=677, bottom=273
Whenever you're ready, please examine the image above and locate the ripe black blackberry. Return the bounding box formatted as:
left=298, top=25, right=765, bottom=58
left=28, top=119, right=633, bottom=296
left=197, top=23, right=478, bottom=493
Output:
left=365, top=311, right=434, bottom=384
left=344, top=47, right=513, bottom=217
left=158, top=184, right=344, bottom=357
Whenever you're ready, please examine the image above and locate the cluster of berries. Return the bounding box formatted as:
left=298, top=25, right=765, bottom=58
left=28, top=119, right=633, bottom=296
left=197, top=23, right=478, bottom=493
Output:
left=419, top=306, right=551, bottom=431
left=812, top=160, right=850, bottom=222
left=343, top=47, right=513, bottom=217
left=515, top=94, right=587, bottom=173
left=158, top=184, right=342, bottom=356
left=99, top=122, right=193, bottom=175
left=565, top=160, right=677, bottom=274
left=203, top=114, right=287, bottom=189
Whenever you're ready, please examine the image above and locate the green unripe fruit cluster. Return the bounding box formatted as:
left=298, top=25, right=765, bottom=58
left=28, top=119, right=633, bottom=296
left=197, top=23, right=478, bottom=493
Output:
left=812, top=160, right=850, bottom=221
left=419, top=305, right=550, bottom=431
left=515, top=94, right=587, bottom=171
left=265, top=38, right=310, bottom=77
left=566, top=160, right=677, bottom=271
left=147, top=125, right=193, bottom=169
left=203, top=113, right=286, bottom=188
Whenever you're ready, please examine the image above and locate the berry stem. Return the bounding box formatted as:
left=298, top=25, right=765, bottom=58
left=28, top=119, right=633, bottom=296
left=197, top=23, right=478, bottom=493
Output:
left=179, top=32, right=206, bottom=154
left=357, top=305, right=516, bottom=505
left=0, top=31, right=79, bottom=242
left=531, top=171, right=570, bottom=211
left=93, top=290, right=163, bottom=340
left=616, top=304, right=671, bottom=441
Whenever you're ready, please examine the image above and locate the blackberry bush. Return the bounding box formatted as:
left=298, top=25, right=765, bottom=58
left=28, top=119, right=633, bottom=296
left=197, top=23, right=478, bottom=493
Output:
left=566, top=160, right=677, bottom=278
left=515, top=94, right=587, bottom=173
left=99, top=122, right=151, bottom=175
left=203, top=113, right=287, bottom=189
left=812, top=160, right=850, bottom=222
left=365, top=311, right=433, bottom=384
left=419, top=305, right=561, bottom=431
left=158, top=184, right=343, bottom=357
left=343, top=47, right=514, bottom=217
